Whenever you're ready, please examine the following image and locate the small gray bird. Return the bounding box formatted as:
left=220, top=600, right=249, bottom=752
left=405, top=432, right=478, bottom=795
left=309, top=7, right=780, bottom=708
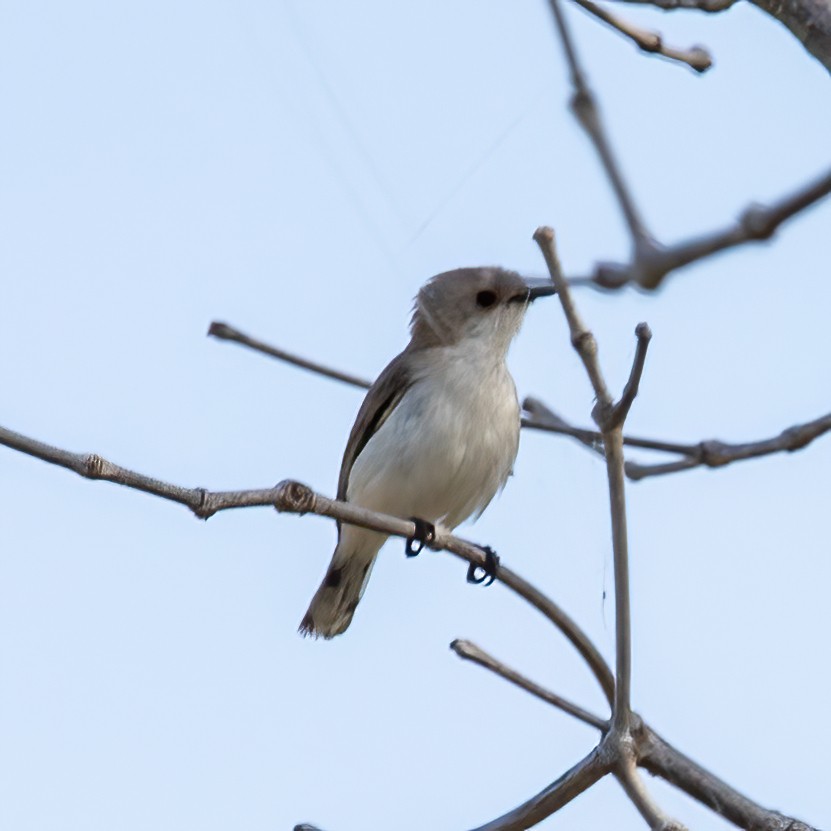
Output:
left=300, top=267, right=554, bottom=638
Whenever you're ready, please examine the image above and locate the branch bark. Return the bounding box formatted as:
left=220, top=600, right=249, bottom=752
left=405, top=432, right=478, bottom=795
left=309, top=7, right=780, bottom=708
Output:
left=545, top=0, right=831, bottom=288
left=749, top=0, right=831, bottom=75
left=573, top=0, right=713, bottom=71
left=452, top=639, right=818, bottom=831
left=605, top=0, right=831, bottom=76
left=522, top=397, right=831, bottom=479
left=0, top=424, right=615, bottom=701
left=534, top=225, right=635, bottom=733
left=450, top=639, right=608, bottom=730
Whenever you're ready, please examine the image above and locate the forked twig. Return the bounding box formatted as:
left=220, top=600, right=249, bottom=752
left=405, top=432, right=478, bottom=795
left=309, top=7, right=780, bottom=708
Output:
left=547, top=0, right=831, bottom=290
left=534, top=222, right=671, bottom=820
left=573, top=0, right=712, bottom=72
left=534, top=227, right=633, bottom=721
left=451, top=638, right=817, bottom=831
left=588, top=165, right=831, bottom=290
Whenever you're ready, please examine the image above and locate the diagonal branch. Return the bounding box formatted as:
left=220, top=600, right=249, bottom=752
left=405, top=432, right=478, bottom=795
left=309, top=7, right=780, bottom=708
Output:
left=0, top=423, right=615, bottom=701
left=467, top=747, right=609, bottom=831
left=449, top=639, right=818, bottom=831
left=572, top=0, right=713, bottom=72
left=450, top=639, right=608, bottom=730
left=208, top=321, right=372, bottom=389
left=588, top=165, right=831, bottom=290
left=637, top=724, right=819, bottom=831
left=616, top=761, right=688, bottom=831
left=547, top=0, right=656, bottom=262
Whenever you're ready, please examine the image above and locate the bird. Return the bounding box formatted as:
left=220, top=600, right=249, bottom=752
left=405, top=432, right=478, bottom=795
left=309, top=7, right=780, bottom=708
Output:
left=299, top=266, right=555, bottom=638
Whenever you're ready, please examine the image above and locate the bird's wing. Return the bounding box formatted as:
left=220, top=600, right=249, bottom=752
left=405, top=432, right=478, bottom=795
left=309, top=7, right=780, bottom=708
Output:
left=337, top=350, right=415, bottom=504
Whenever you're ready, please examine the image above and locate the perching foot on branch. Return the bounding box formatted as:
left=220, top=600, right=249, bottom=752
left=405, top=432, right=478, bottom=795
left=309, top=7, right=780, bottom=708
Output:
left=405, top=517, right=436, bottom=557
left=467, top=545, right=500, bottom=586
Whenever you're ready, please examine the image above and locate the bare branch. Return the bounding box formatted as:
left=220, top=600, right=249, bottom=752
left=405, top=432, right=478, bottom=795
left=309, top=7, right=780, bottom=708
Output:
left=617, top=761, right=689, bottom=831
left=625, top=410, right=831, bottom=479
left=534, top=225, right=636, bottom=736
left=608, top=0, right=736, bottom=9
left=609, top=323, right=652, bottom=429
left=637, top=724, right=819, bottom=831
left=533, top=227, right=614, bottom=407
left=573, top=0, right=713, bottom=72
left=588, top=164, right=831, bottom=290
left=449, top=642, right=817, bottom=831
left=208, top=321, right=372, bottom=389
left=524, top=397, right=831, bottom=481
left=524, top=397, right=693, bottom=456
left=0, top=423, right=615, bottom=701
left=547, top=0, right=656, bottom=264
left=545, top=0, right=831, bottom=288
left=450, top=639, right=608, bottom=730
left=467, top=748, right=608, bottom=831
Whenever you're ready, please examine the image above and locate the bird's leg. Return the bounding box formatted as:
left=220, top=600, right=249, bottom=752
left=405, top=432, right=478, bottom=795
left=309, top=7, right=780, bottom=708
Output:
left=405, top=517, right=436, bottom=557
left=467, top=546, right=500, bottom=586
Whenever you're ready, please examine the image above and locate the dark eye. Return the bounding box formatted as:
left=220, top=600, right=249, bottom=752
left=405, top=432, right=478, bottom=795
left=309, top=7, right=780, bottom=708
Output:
left=476, top=290, right=497, bottom=308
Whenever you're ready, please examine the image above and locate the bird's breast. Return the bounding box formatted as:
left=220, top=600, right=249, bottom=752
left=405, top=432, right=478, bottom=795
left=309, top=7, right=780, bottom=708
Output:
left=347, top=346, right=520, bottom=529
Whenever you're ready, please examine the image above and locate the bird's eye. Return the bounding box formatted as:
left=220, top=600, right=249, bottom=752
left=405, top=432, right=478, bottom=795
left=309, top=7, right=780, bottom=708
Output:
left=476, top=290, right=497, bottom=308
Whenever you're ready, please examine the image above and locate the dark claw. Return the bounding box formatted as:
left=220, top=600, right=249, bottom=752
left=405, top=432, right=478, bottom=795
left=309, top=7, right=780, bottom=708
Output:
left=467, top=546, right=500, bottom=586
left=405, top=517, right=436, bottom=557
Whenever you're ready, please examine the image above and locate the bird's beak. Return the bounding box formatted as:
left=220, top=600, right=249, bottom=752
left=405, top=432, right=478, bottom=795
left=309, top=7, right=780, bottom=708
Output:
left=524, top=278, right=557, bottom=301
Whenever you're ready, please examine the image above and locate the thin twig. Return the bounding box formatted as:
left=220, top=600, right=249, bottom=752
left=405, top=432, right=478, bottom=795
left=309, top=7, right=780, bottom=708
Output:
left=533, top=228, right=613, bottom=405
left=208, top=321, right=372, bottom=389
left=535, top=226, right=635, bottom=737
left=626, top=410, right=831, bottom=478
left=524, top=397, right=831, bottom=480
left=616, top=761, right=688, bottom=831
left=608, top=0, right=737, bottom=10
left=609, top=323, right=652, bottom=429
left=593, top=165, right=831, bottom=289
left=450, top=639, right=608, bottom=730
left=547, top=0, right=655, bottom=258
left=572, top=0, right=713, bottom=72
left=546, top=0, right=831, bottom=290
left=524, top=397, right=691, bottom=457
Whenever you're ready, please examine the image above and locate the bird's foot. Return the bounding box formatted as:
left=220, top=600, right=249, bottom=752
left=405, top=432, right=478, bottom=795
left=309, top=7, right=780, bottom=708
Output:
left=467, top=546, right=500, bottom=586
left=405, top=518, right=436, bottom=557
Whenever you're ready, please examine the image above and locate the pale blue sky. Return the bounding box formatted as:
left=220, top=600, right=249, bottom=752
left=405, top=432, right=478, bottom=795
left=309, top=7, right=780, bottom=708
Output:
left=1, top=3, right=829, bottom=830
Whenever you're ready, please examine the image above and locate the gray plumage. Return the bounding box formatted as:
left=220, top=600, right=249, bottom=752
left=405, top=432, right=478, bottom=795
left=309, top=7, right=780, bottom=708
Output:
left=299, top=267, right=550, bottom=638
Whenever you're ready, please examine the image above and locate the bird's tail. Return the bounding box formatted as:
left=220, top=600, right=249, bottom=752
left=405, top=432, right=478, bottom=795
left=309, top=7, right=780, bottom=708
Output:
left=299, top=532, right=384, bottom=639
